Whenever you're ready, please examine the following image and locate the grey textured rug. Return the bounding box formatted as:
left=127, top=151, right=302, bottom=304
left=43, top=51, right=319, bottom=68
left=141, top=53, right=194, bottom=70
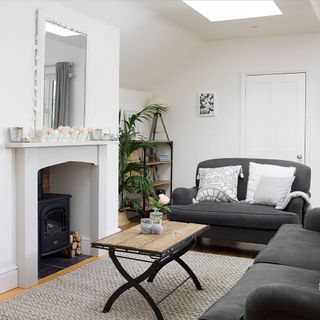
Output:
left=0, top=251, right=252, bottom=320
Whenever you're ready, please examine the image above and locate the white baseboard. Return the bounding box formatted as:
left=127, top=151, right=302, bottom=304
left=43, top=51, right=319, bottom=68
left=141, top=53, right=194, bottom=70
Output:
left=0, top=265, right=18, bottom=294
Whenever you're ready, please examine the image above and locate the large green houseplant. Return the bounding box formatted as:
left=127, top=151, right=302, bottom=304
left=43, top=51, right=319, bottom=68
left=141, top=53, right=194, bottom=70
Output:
left=119, top=104, right=167, bottom=213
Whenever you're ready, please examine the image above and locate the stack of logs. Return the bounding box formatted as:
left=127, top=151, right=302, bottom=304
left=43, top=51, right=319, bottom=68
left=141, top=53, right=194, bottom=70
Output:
left=70, top=231, right=82, bottom=257
left=61, top=231, right=82, bottom=258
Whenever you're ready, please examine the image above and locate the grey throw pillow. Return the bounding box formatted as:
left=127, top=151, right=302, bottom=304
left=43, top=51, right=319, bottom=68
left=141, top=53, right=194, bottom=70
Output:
left=251, top=175, right=295, bottom=207
left=195, top=165, right=243, bottom=203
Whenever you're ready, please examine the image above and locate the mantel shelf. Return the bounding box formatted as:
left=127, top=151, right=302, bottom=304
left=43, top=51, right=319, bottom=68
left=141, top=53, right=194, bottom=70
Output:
left=6, top=140, right=118, bottom=148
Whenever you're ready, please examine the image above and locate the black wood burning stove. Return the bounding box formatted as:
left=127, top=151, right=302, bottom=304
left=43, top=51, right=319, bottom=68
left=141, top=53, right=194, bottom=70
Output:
left=38, top=170, right=71, bottom=257
left=38, top=194, right=71, bottom=257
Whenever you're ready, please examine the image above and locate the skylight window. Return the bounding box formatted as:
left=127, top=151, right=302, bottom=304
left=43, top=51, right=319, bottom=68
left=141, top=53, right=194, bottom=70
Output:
left=183, top=0, right=283, bottom=22
left=45, top=22, right=81, bottom=37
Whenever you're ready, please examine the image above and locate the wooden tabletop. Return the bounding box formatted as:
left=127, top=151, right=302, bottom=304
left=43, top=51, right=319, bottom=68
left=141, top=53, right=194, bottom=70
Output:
left=92, top=221, right=208, bottom=255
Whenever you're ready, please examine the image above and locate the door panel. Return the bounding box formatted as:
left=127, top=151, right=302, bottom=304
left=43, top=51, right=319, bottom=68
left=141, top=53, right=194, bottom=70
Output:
left=244, top=73, right=306, bottom=162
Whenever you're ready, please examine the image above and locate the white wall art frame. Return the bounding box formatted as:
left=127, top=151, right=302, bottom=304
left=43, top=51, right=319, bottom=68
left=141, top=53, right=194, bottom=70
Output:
left=198, top=91, right=216, bottom=117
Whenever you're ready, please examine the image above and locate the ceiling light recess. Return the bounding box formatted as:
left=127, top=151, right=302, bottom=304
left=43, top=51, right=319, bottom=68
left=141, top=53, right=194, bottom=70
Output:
left=183, top=0, right=283, bottom=22
left=45, top=21, right=80, bottom=37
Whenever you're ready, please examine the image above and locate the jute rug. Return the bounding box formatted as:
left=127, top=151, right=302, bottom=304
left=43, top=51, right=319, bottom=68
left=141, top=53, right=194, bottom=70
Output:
left=0, top=251, right=253, bottom=320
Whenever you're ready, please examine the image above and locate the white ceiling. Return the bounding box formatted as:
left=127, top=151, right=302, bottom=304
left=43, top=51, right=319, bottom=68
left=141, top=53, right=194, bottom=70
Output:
left=142, top=0, right=320, bottom=40
left=56, top=0, right=320, bottom=91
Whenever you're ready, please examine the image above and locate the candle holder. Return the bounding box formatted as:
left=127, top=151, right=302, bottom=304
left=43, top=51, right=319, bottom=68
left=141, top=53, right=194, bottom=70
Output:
left=140, top=218, right=153, bottom=234
left=9, top=127, right=24, bottom=142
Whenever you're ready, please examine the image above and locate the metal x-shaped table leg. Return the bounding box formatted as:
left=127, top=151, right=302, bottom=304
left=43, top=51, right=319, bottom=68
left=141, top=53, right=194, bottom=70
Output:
left=103, top=248, right=163, bottom=320
left=147, top=239, right=203, bottom=290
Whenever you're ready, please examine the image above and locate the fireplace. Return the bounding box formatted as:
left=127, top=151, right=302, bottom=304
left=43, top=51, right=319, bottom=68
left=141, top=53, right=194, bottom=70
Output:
left=38, top=193, right=71, bottom=257
left=7, top=141, right=119, bottom=288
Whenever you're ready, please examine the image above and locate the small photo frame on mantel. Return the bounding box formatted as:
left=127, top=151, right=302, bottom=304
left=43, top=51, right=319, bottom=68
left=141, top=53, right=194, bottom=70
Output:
left=198, top=92, right=216, bottom=117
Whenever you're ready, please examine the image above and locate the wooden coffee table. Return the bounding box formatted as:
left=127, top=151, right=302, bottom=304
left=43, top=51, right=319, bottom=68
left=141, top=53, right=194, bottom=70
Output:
left=92, top=220, right=209, bottom=320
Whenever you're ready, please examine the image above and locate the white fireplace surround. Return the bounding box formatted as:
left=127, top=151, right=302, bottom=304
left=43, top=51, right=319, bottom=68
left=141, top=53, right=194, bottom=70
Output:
left=7, top=141, right=119, bottom=288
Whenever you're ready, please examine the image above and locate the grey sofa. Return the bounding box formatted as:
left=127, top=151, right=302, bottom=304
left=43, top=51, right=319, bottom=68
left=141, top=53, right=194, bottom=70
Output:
left=199, top=208, right=320, bottom=320
left=168, top=158, right=311, bottom=244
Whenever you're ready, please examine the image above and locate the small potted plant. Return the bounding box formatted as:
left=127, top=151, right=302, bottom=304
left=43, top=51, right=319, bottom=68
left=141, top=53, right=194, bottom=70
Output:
left=149, top=194, right=171, bottom=225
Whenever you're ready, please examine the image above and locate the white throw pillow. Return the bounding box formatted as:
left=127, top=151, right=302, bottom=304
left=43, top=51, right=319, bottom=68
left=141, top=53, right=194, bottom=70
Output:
left=250, top=176, right=295, bottom=207
left=246, top=162, right=296, bottom=202
left=195, top=165, right=243, bottom=203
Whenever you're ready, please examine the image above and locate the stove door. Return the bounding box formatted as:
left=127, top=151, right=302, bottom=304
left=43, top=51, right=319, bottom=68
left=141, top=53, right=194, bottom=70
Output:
left=39, top=203, right=69, bottom=256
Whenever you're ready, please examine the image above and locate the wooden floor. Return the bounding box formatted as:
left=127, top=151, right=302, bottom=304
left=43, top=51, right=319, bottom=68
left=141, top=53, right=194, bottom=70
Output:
left=0, top=219, right=263, bottom=303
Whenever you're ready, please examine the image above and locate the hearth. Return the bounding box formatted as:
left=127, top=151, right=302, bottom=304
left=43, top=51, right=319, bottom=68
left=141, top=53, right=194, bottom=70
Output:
left=38, top=193, right=72, bottom=257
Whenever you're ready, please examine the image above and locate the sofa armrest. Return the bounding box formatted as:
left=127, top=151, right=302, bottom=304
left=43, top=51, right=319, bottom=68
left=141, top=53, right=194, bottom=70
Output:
left=245, top=284, right=320, bottom=320
left=284, top=197, right=304, bottom=214
left=172, top=186, right=197, bottom=205
left=284, top=197, right=304, bottom=221
left=304, top=208, right=320, bottom=232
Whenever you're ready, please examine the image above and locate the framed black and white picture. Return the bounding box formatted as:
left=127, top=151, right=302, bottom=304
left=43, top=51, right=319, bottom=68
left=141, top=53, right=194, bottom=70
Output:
left=198, top=92, right=216, bottom=117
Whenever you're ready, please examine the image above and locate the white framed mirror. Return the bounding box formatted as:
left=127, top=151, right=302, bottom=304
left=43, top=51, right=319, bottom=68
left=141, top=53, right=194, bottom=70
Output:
left=34, top=9, right=87, bottom=130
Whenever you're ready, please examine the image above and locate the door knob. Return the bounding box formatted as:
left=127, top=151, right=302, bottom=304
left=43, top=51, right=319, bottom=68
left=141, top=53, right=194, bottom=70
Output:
left=297, top=154, right=303, bottom=160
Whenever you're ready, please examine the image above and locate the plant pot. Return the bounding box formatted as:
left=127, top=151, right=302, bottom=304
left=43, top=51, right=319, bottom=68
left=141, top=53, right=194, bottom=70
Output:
left=118, top=209, right=130, bottom=228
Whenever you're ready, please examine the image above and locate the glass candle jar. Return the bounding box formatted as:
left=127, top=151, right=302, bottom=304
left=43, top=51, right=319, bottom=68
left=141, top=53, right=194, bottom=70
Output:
left=9, top=127, right=24, bottom=142
left=150, top=208, right=163, bottom=225
left=140, top=218, right=153, bottom=234
left=91, top=128, right=102, bottom=141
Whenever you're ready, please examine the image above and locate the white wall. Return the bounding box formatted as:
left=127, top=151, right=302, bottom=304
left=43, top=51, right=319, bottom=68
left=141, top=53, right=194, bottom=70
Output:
left=153, top=33, right=320, bottom=206
left=56, top=0, right=203, bottom=91
left=45, top=38, right=86, bottom=127
left=0, top=0, right=119, bottom=293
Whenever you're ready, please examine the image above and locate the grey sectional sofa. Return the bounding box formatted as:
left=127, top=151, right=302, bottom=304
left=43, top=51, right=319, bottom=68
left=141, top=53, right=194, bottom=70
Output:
left=168, top=158, right=311, bottom=244
left=199, top=208, right=320, bottom=320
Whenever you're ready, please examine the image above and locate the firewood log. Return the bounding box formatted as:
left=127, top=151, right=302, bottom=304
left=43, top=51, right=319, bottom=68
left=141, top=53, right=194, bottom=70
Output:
left=72, top=242, right=78, bottom=250
left=73, top=235, right=81, bottom=242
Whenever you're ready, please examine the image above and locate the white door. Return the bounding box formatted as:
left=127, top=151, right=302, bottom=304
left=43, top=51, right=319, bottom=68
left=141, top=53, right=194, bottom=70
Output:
left=243, top=73, right=306, bottom=163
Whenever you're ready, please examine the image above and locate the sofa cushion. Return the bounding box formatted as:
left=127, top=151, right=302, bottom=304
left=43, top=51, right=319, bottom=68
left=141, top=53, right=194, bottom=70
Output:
left=245, top=162, right=296, bottom=202
left=196, top=158, right=311, bottom=201
left=250, top=175, right=295, bottom=207
left=254, top=224, right=320, bottom=271
left=199, top=263, right=320, bottom=320
left=196, top=166, right=243, bottom=202
left=168, top=202, right=300, bottom=230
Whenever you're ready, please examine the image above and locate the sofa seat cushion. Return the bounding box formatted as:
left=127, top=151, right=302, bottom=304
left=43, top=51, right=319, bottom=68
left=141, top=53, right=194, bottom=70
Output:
left=199, top=263, right=320, bottom=320
left=168, top=202, right=299, bottom=230
left=255, top=224, right=320, bottom=271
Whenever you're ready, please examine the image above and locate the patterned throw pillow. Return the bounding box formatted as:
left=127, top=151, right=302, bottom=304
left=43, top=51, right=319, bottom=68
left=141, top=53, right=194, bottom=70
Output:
left=194, top=166, right=243, bottom=203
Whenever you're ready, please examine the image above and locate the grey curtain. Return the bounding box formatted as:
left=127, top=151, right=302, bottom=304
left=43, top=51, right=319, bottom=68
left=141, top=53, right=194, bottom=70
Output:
left=54, top=62, right=71, bottom=128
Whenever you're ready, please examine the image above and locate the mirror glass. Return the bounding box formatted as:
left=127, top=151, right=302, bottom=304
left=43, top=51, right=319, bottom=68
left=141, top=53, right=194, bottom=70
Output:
left=43, top=21, right=87, bottom=128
